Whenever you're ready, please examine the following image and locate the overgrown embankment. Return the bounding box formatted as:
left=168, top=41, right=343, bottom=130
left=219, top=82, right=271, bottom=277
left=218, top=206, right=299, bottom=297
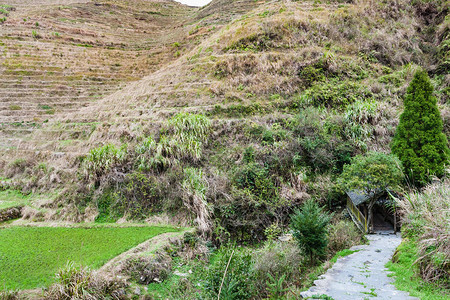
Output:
left=387, top=179, right=449, bottom=299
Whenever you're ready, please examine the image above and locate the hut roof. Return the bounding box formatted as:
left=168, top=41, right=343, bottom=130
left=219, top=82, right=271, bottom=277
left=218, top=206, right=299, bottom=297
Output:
left=346, top=190, right=374, bottom=206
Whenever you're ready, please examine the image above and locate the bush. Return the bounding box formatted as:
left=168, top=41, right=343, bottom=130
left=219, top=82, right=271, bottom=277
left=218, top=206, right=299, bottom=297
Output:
left=234, top=162, right=279, bottom=207
left=252, top=241, right=302, bottom=295
left=205, top=247, right=255, bottom=299
left=327, top=220, right=363, bottom=255
left=95, top=172, right=165, bottom=222
left=125, top=252, right=172, bottom=284
left=391, top=70, right=449, bottom=185
left=304, top=80, right=373, bottom=109
left=44, top=262, right=128, bottom=300
left=290, top=199, right=332, bottom=264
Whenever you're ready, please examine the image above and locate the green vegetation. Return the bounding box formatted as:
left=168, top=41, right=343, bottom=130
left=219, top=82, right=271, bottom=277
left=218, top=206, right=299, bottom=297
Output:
left=304, top=80, right=373, bottom=109
left=391, top=70, right=449, bottom=186
left=144, top=222, right=362, bottom=299
left=44, top=262, right=128, bottom=299
left=81, top=143, right=128, bottom=185
left=338, top=152, right=404, bottom=231
left=388, top=179, right=449, bottom=297
left=290, top=199, right=333, bottom=264
left=387, top=239, right=448, bottom=300
left=0, top=190, right=31, bottom=210
left=31, top=30, right=40, bottom=39
left=0, top=226, right=177, bottom=289
left=0, top=0, right=448, bottom=297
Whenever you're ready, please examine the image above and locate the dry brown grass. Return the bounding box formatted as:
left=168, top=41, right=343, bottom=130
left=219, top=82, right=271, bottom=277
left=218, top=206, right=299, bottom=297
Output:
left=398, top=179, right=450, bottom=285
left=44, top=262, right=128, bottom=300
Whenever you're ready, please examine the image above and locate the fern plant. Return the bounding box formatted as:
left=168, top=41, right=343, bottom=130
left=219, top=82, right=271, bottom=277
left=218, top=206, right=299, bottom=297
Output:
left=266, top=273, right=288, bottom=299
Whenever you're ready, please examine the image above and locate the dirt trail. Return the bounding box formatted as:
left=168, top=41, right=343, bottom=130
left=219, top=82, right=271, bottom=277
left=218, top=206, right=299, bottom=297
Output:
left=301, top=234, right=417, bottom=300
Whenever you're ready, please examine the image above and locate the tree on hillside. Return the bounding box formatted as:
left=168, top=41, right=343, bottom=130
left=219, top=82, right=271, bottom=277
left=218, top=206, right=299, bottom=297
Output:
left=290, top=199, right=332, bottom=265
left=338, top=152, right=403, bottom=232
left=391, top=70, right=449, bottom=186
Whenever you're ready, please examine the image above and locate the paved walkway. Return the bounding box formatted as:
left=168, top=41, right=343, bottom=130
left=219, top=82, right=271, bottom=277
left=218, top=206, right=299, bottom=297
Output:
left=301, top=233, right=418, bottom=300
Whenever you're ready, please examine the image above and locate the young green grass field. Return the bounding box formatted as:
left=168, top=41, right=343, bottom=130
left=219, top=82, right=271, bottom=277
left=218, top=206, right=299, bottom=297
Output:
left=0, top=190, right=31, bottom=210
left=0, top=226, right=178, bottom=290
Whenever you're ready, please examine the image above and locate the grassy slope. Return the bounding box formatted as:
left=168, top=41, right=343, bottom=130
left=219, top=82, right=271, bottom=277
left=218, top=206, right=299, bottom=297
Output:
left=386, top=239, right=449, bottom=300
left=0, top=190, right=29, bottom=210
left=0, top=225, right=178, bottom=289
left=1, top=0, right=445, bottom=227
left=386, top=179, right=450, bottom=299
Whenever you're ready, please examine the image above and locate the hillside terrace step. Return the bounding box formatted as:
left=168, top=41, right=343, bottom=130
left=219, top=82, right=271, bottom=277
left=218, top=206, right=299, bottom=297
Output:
left=0, top=81, right=123, bottom=88
left=0, top=91, right=113, bottom=97
left=0, top=87, right=118, bottom=93
left=0, top=45, right=156, bottom=58
left=0, top=79, right=122, bottom=85
left=0, top=96, right=100, bottom=103
left=0, top=104, right=91, bottom=111
left=0, top=69, right=134, bottom=77
left=0, top=108, right=79, bottom=116
left=0, top=148, right=86, bottom=157
left=0, top=74, right=124, bottom=82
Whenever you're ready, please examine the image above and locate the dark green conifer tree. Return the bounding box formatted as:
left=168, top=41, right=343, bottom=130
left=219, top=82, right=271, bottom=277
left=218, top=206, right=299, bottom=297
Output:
left=391, top=70, right=449, bottom=185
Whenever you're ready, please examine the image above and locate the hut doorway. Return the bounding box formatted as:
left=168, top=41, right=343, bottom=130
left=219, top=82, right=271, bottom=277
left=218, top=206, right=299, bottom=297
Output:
left=346, top=190, right=398, bottom=234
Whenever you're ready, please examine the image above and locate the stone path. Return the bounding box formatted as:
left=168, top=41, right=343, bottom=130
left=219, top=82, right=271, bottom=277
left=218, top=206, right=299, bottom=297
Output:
left=301, top=233, right=418, bottom=300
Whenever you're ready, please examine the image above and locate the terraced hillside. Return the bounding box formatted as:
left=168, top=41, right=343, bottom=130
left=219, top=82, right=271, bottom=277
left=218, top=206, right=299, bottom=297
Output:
left=0, top=0, right=447, bottom=206
left=0, top=0, right=266, bottom=174
left=57, top=0, right=447, bottom=151
left=0, top=0, right=194, bottom=158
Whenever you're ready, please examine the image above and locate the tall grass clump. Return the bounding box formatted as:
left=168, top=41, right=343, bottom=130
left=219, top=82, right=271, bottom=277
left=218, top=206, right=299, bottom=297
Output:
left=166, top=112, right=211, bottom=162
left=0, top=290, right=19, bottom=300
left=134, top=113, right=212, bottom=171
left=397, top=179, right=449, bottom=286
left=44, top=262, right=128, bottom=300
left=182, top=168, right=211, bottom=236
left=81, top=143, right=128, bottom=185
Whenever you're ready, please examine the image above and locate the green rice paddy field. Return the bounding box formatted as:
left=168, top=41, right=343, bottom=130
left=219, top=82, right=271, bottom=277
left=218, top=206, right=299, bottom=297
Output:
left=0, top=226, right=178, bottom=290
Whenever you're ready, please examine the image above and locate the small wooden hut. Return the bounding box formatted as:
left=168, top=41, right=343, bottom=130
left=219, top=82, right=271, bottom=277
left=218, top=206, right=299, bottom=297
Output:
left=346, top=190, right=398, bottom=234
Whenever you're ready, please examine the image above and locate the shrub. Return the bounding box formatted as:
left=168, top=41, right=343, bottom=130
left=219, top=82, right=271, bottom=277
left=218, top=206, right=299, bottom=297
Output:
left=304, top=80, right=373, bottom=109
left=95, top=172, right=165, bottom=222
left=290, top=199, right=332, bottom=264
left=327, top=220, right=363, bottom=255
left=391, top=70, right=449, bottom=186
left=44, top=262, right=128, bottom=300
left=252, top=241, right=302, bottom=295
left=205, top=247, right=255, bottom=299
left=95, top=189, right=121, bottom=223
left=234, top=162, right=279, bottom=207
left=125, top=252, right=172, bottom=284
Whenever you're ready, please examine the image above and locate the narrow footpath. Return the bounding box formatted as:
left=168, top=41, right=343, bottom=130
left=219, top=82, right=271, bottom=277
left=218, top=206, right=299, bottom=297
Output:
left=301, top=234, right=418, bottom=300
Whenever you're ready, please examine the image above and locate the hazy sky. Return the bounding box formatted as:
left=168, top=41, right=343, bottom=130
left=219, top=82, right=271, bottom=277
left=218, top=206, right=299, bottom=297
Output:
left=174, top=0, right=213, bottom=7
